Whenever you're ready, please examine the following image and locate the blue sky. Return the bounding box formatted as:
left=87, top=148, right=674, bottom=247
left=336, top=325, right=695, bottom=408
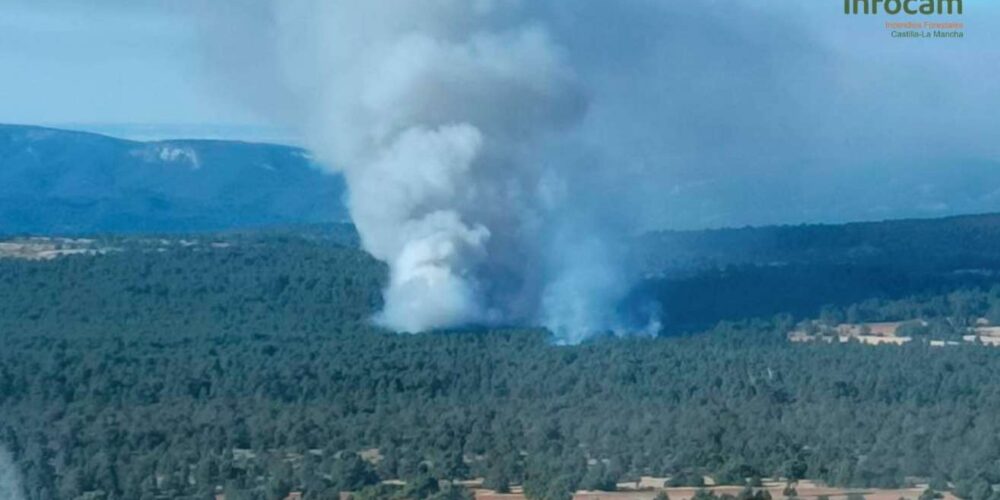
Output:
left=2, top=1, right=998, bottom=229
left=3, top=1, right=995, bottom=135
left=0, top=2, right=272, bottom=137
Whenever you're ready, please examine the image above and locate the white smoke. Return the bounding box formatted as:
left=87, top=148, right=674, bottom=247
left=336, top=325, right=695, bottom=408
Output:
left=200, top=0, right=637, bottom=341
left=0, top=446, right=25, bottom=500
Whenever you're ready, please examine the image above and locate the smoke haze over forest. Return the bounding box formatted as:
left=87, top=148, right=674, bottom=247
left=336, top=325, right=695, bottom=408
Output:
left=3, top=1, right=999, bottom=338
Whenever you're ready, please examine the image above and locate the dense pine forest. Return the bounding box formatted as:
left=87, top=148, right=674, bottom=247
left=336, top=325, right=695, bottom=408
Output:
left=5, top=215, right=1000, bottom=500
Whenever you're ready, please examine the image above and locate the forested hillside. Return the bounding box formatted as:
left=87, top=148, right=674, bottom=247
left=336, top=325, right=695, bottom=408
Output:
left=5, top=220, right=1000, bottom=500
left=635, top=213, right=1000, bottom=273
left=630, top=213, right=1000, bottom=333
left=0, top=124, right=346, bottom=234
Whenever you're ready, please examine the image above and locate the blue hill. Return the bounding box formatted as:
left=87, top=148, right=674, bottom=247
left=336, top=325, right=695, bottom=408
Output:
left=0, top=124, right=347, bottom=235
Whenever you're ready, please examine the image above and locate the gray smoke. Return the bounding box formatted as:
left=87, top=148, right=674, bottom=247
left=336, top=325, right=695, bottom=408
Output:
left=200, top=0, right=638, bottom=341
left=0, top=447, right=25, bottom=500
left=196, top=0, right=999, bottom=341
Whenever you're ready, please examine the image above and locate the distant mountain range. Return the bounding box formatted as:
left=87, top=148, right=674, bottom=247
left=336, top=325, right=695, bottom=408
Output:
left=5, top=123, right=1000, bottom=242
left=0, top=124, right=346, bottom=235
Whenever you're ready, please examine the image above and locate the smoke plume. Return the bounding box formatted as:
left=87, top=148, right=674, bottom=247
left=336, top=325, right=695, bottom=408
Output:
left=0, top=447, right=25, bottom=500
left=201, top=0, right=638, bottom=341
left=198, top=1, right=999, bottom=340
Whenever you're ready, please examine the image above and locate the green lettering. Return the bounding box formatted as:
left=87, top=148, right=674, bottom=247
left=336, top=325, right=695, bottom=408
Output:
left=843, top=0, right=960, bottom=15
left=939, top=0, right=963, bottom=14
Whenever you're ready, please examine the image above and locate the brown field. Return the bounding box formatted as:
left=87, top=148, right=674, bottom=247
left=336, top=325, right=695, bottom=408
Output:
left=0, top=238, right=103, bottom=260
left=790, top=320, right=1000, bottom=347
left=471, top=479, right=955, bottom=500
left=277, top=478, right=956, bottom=500
left=0, top=236, right=234, bottom=261
left=836, top=322, right=904, bottom=337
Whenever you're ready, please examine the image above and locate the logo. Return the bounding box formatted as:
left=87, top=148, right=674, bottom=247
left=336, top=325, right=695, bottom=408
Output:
left=844, top=0, right=963, bottom=15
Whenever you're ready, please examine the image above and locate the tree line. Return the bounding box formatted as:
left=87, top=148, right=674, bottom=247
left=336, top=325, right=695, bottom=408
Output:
left=3, top=232, right=1000, bottom=499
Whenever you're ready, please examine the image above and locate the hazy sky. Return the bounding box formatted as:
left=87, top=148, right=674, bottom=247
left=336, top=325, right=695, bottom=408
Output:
left=2, top=0, right=999, bottom=229
left=1, top=3, right=205, bottom=122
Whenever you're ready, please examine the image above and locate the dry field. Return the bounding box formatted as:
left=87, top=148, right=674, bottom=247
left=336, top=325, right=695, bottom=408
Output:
left=274, top=479, right=955, bottom=500
left=789, top=320, right=1000, bottom=347
left=0, top=236, right=233, bottom=260
left=472, top=479, right=955, bottom=500
left=0, top=237, right=103, bottom=260
left=788, top=322, right=912, bottom=346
